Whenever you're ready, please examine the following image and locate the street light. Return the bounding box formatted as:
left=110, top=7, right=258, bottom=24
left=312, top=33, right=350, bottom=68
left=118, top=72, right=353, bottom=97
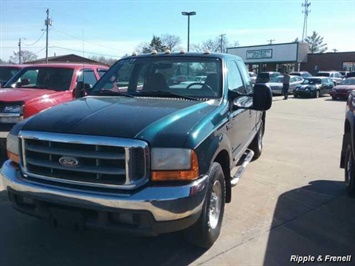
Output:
left=181, top=11, right=196, bottom=52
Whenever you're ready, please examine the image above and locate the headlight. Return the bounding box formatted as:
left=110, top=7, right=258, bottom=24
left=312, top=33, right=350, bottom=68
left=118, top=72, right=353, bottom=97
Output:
left=151, top=148, right=199, bottom=181
left=3, top=105, right=22, bottom=113
left=6, top=133, right=20, bottom=163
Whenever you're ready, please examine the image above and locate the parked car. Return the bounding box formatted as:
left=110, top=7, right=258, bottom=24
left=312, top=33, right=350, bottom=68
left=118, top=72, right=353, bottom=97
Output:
left=0, top=63, right=108, bottom=125
left=0, top=64, right=26, bottom=88
left=267, top=75, right=304, bottom=95
left=329, top=77, right=355, bottom=100
left=256, top=71, right=282, bottom=83
left=293, top=77, right=334, bottom=98
left=249, top=72, right=257, bottom=84
left=315, top=71, right=343, bottom=86
left=289, top=71, right=312, bottom=78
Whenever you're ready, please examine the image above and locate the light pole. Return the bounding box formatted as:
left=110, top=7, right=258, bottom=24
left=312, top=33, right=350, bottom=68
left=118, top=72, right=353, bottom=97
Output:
left=181, top=11, right=196, bottom=52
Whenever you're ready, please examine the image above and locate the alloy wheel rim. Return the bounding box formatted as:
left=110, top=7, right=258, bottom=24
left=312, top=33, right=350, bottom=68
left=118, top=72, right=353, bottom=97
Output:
left=208, top=180, right=222, bottom=229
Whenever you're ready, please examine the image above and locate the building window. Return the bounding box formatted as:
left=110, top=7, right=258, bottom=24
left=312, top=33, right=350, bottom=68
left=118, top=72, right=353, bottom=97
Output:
left=342, top=62, right=355, bottom=71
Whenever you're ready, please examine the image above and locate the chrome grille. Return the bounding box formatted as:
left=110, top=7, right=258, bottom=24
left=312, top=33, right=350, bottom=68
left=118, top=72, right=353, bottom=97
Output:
left=19, top=131, right=149, bottom=190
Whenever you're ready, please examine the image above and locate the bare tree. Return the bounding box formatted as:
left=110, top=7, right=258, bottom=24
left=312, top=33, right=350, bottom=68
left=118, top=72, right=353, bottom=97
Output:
left=160, top=34, right=182, bottom=51
left=191, top=35, right=239, bottom=53
left=89, top=55, right=117, bottom=66
left=9, top=50, right=37, bottom=64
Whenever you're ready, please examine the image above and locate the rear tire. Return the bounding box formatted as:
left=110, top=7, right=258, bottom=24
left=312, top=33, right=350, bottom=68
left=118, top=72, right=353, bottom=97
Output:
left=250, top=120, right=264, bottom=160
left=331, top=96, right=336, bottom=100
left=344, top=144, right=355, bottom=196
left=184, top=162, right=226, bottom=249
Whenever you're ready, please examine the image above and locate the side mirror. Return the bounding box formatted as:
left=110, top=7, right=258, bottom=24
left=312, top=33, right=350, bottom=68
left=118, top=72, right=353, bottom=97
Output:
left=252, top=84, right=272, bottom=111
left=74, top=81, right=91, bottom=98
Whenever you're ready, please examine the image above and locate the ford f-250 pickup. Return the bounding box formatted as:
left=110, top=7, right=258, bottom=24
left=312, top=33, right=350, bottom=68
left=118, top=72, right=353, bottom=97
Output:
left=1, top=51, right=272, bottom=248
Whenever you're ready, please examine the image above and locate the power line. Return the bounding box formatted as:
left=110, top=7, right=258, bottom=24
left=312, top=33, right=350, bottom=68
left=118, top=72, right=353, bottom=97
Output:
left=22, top=31, right=45, bottom=46
left=49, top=46, right=121, bottom=58
left=51, top=27, right=129, bottom=53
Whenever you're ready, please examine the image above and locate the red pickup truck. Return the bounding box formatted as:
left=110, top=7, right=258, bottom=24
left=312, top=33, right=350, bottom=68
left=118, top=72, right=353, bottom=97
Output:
left=0, top=63, right=108, bottom=124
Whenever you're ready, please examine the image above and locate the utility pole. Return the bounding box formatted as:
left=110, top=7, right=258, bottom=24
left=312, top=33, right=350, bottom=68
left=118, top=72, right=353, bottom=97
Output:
left=220, top=34, right=226, bottom=52
left=302, top=0, right=311, bottom=42
left=45, top=8, right=52, bottom=63
left=18, top=38, right=22, bottom=64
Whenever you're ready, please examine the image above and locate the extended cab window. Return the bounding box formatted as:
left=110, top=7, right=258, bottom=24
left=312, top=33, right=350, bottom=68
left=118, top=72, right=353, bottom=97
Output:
left=77, top=70, right=97, bottom=88
left=227, top=60, right=245, bottom=93
left=91, top=57, right=222, bottom=99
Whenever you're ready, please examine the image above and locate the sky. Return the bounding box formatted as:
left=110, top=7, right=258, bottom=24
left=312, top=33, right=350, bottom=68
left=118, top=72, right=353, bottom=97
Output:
left=1, top=0, right=355, bottom=62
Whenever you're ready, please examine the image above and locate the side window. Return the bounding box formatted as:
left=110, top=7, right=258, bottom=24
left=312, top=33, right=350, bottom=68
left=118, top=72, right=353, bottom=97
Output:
left=98, top=69, right=107, bottom=78
left=77, top=69, right=97, bottom=87
left=236, top=60, right=253, bottom=94
left=227, top=60, right=245, bottom=94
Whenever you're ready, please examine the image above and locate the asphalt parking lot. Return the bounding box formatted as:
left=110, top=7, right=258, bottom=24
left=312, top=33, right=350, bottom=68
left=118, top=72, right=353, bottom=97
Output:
left=0, top=95, right=354, bottom=266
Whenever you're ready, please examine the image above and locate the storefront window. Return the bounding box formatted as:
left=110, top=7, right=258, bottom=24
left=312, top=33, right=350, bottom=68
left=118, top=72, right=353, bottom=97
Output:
left=342, top=62, right=355, bottom=71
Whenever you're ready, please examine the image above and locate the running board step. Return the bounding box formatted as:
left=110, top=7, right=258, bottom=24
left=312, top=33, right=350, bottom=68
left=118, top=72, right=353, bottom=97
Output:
left=230, top=149, right=254, bottom=187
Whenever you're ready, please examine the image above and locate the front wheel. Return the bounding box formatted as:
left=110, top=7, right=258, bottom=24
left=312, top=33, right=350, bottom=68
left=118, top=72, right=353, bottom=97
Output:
left=249, top=120, right=264, bottom=160
left=184, top=162, right=226, bottom=249
left=344, top=144, right=355, bottom=196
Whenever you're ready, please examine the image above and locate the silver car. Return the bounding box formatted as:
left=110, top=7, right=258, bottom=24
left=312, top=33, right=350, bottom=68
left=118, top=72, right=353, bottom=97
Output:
left=267, top=75, right=304, bottom=95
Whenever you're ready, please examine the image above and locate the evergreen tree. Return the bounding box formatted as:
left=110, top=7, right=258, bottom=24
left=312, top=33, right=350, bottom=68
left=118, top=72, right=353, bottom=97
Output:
left=305, top=31, right=328, bottom=53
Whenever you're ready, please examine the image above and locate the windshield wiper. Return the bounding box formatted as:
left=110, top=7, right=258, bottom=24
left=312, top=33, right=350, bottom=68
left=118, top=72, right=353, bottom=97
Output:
left=138, top=90, right=198, bottom=101
left=95, top=90, right=134, bottom=98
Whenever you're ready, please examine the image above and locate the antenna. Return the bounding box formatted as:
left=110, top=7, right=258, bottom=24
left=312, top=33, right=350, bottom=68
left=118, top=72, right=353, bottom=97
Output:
left=301, top=0, right=311, bottom=42
left=267, top=39, right=275, bottom=44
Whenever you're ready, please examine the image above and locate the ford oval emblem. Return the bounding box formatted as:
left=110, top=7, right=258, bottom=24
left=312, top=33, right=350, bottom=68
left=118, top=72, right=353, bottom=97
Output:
left=59, top=156, right=79, bottom=167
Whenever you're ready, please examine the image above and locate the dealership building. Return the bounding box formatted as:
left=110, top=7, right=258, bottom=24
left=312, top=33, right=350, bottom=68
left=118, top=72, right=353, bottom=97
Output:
left=227, top=42, right=355, bottom=75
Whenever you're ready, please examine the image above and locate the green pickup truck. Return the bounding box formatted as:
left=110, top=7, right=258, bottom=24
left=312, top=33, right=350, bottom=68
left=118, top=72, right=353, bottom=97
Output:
left=1, top=51, right=272, bottom=248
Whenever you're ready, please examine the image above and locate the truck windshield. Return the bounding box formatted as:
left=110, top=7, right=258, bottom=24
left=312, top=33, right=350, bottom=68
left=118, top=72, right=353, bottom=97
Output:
left=6, top=67, right=74, bottom=91
left=90, top=56, right=223, bottom=99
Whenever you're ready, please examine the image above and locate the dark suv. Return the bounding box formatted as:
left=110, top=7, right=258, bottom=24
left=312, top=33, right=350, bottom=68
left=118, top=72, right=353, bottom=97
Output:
left=340, top=90, right=355, bottom=196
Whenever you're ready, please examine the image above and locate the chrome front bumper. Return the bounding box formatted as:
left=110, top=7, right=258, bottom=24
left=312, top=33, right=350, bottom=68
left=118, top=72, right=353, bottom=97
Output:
left=1, top=160, right=208, bottom=222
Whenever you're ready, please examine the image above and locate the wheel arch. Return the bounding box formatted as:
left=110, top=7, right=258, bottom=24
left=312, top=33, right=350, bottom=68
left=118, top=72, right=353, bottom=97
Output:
left=214, top=150, right=232, bottom=203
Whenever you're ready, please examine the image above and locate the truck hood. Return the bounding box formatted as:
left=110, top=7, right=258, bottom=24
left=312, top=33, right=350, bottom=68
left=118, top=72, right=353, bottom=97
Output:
left=0, top=88, right=57, bottom=102
left=22, top=96, right=219, bottom=147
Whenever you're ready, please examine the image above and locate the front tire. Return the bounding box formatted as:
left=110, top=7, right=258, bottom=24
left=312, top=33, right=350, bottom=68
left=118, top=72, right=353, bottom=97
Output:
left=344, top=144, right=355, bottom=196
left=250, top=120, right=264, bottom=160
left=184, top=162, right=226, bottom=249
